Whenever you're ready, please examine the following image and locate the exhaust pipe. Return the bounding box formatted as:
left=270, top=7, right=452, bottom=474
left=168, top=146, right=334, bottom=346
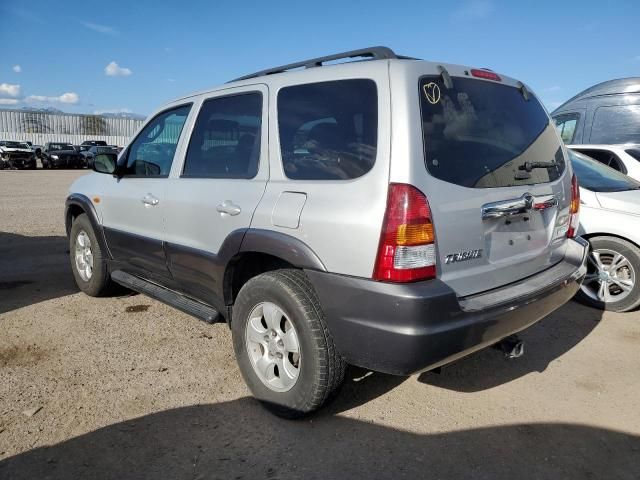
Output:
left=493, top=335, right=525, bottom=359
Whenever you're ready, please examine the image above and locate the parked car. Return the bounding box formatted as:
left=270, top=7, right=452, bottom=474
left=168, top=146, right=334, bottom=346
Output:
left=0, top=140, right=37, bottom=169
left=65, top=46, right=588, bottom=417
left=568, top=144, right=640, bottom=182
left=80, top=140, right=108, bottom=147
left=570, top=150, right=640, bottom=312
left=24, top=141, right=43, bottom=158
left=552, top=77, right=640, bottom=145
left=42, top=142, right=84, bottom=169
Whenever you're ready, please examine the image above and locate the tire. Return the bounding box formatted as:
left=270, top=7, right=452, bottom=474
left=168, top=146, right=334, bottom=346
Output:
left=575, top=236, right=640, bottom=312
left=69, top=213, right=116, bottom=297
left=232, top=269, right=346, bottom=418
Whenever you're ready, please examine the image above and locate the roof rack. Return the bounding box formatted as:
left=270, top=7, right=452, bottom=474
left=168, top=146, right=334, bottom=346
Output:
left=229, top=46, right=404, bottom=83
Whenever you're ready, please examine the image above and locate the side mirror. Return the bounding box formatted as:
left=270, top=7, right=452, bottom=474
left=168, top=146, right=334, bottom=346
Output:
left=92, top=153, right=118, bottom=174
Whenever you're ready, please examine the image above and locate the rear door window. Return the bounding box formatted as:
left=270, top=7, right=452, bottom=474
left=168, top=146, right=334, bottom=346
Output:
left=183, top=92, right=262, bottom=178
left=277, top=79, right=377, bottom=180
left=419, top=76, right=564, bottom=188
left=572, top=148, right=627, bottom=174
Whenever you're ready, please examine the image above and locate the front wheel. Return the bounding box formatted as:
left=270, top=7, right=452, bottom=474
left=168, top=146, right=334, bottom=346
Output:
left=232, top=270, right=345, bottom=418
left=576, top=236, right=640, bottom=312
left=69, top=213, right=116, bottom=296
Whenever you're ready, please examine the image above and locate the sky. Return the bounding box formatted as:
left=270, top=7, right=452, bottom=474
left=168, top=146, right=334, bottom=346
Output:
left=1, top=0, right=638, bottom=117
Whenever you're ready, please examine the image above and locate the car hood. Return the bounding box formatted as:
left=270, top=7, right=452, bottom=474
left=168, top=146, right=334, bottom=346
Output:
left=595, top=190, right=640, bottom=215
left=1, top=147, right=32, bottom=153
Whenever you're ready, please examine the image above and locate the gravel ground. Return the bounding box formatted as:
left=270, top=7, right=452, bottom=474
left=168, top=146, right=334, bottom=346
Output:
left=0, top=170, right=639, bottom=480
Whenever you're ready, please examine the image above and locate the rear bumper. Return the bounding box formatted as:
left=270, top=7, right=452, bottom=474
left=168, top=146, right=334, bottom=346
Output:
left=306, top=237, right=588, bottom=375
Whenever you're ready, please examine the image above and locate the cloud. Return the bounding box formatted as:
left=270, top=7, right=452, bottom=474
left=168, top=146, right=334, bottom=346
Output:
left=0, top=83, right=21, bottom=97
left=105, top=61, right=132, bottom=77
left=26, top=92, right=80, bottom=104
left=12, top=65, right=22, bottom=73
left=451, top=0, right=493, bottom=21
left=0, top=98, right=19, bottom=105
left=81, top=21, right=117, bottom=35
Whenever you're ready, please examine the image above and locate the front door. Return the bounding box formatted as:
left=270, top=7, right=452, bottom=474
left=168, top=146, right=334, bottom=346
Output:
left=100, top=104, right=192, bottom=280
left=163, top=86, right=268, bottom=308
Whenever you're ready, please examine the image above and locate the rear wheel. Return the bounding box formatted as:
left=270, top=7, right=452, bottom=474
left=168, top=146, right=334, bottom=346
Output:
left=232, top=269, right=345, bottom=418
left=576, top=236, right=640, bottom=312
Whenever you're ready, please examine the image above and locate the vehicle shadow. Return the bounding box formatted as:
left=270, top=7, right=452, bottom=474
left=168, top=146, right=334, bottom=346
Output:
left=0, top=232, right=79, bottom=315
left=0, top=398, right=637, bottom=479
left=418, top=300, right=603, bottom=392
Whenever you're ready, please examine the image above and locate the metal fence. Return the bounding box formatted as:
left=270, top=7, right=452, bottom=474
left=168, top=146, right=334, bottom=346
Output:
left=0, top=109, right=146, bottom=147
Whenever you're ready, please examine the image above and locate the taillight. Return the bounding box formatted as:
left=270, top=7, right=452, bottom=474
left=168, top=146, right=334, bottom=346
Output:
left=373, top=184, right=436, bottom=282
left=470, top=69, right=502, bottom=82
left=567, top=173, right=580, bottom=238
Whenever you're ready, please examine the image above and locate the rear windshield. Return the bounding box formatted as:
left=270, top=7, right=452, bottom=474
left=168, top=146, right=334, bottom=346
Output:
left=419, top=76, right=564, bottom=188
left=569, top=150, right=640, bottom=192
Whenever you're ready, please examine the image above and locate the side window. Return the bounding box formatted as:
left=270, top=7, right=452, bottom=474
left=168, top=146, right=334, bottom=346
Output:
left=124, top=105, right=191, bottom=177
left=183, top=93, right=262, bottom=178
left=591, top=105, right=640, bottom=144
left=278, top=79, right=378, bottom=180
left=554, top=114, right=579, bottom=143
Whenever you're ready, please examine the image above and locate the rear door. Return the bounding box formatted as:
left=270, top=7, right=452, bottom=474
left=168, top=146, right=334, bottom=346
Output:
left=415, top=73, right=571, bottom=297
left=163, top=86, right=268, bottom=308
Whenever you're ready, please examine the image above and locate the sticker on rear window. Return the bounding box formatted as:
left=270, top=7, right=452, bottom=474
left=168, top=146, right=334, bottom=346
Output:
left=423, top=82, right=441, bottom=105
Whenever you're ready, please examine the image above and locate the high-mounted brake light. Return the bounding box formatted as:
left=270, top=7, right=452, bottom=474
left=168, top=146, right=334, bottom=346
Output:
left=470, top=69, right=502, bottom=82
left=567, top=173, right=580, bottom=238
left=373, top=184, right=436, bottom=282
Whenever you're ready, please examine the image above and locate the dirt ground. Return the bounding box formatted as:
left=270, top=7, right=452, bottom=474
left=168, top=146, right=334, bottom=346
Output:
left=0, top=170, right=639, bottom=480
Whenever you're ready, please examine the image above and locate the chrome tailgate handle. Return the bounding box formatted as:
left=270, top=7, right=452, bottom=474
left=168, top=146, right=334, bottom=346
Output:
left=481, top=193, right=557, bottom=219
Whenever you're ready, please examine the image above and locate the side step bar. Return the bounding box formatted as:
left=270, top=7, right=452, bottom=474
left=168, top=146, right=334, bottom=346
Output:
left=111, top=270, right=222, bottom=324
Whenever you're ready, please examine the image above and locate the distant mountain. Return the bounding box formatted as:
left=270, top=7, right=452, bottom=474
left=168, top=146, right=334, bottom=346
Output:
left=98, top=112, right=147, bottom=120
left=1, top=106, right=146, bottom=120
left=19, top=106, right=64, bottom=114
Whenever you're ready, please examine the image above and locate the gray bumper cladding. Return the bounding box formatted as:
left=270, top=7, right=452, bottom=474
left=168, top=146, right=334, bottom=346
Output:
left=305, top=237, right=588, bottom=376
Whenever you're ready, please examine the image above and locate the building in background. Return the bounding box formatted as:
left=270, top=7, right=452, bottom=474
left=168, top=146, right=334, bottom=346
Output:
left=0, top=109, right=146, bottom=147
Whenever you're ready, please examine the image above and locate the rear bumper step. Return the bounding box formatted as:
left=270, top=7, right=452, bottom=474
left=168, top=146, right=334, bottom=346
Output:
left=111, top=270, right=222, bottom=324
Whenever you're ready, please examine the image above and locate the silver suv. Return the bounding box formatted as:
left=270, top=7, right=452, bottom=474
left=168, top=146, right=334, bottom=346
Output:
left=65, top=47, right=588, bottom=417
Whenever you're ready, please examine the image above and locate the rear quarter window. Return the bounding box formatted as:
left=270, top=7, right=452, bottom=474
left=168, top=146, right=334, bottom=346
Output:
left=277, top=79, right=378, bottom=180
left=590, top=105, right=640, bottom=144
left=419, top=76, right=564, bottom=188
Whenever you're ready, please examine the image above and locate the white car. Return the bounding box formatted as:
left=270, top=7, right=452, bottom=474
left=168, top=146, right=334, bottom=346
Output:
left=568, top=144, right=640, bottom=182
left=570, top=150, right=640, bottom=312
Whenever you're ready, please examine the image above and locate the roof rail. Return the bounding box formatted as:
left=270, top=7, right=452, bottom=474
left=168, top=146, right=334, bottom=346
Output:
left=229, top=46, right=401, bottom=83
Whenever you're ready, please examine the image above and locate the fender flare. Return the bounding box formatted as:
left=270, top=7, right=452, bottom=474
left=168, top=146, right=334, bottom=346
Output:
left=239, top=229, right=326, bottom=271
left=65, top=193, right=111, bottom=259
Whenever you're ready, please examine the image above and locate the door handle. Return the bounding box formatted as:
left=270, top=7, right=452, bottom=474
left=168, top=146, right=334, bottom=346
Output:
left=216, top=201, right=241, bottom=216
left=141, top=193, right=159, bottom=206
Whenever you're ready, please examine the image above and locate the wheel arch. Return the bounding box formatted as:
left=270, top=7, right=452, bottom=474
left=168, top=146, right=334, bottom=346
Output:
left=580, top=232, right=640, bottom=250
left=65, top=193, right=111, bottom=258
left=223, top=229, right=327, bottom=310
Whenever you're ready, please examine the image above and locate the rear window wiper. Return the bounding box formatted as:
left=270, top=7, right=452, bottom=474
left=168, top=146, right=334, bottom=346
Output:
left=518, top=161, right=558, bottom=172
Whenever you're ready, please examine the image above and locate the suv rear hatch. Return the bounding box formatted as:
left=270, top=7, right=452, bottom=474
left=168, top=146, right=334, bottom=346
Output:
left=416, top=72, right=571, bottom=297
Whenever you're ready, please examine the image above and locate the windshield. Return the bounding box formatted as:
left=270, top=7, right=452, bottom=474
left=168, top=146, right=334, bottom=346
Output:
left=420, top=76, right=564, bottom=188
left=569, top=150, right=640, bottom=192
left=96, top=146, right=117, bottom=154
left=49, top=144, right=74, bottom=151
left=2, top=141, right=26, bottom=148
left=626, top=148, right=640, bottom=161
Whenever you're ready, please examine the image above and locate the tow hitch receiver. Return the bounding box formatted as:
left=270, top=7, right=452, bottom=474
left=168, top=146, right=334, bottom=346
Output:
left=493, top=335, right=525, bottom=359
